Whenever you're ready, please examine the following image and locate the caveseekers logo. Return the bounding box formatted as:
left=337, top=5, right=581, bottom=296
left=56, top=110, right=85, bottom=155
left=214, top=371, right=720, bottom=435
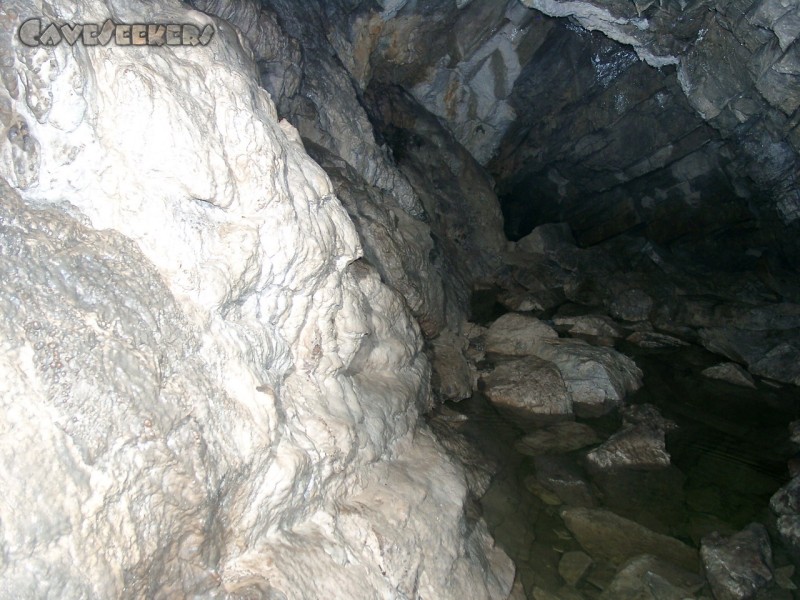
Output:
left=18, top=18, right=215, bottom=47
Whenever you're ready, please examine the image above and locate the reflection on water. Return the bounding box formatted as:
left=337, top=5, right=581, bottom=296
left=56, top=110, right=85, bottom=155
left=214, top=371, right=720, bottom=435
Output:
left=435, top=342, right=800, bottom=598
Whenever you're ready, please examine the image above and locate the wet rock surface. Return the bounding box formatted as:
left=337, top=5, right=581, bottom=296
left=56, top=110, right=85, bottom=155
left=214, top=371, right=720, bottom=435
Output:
left=701, top=523, right=774, bottom=600
left=586, top=404, right=677, bottom=471
left=485, top=312, right=561, bottom=356
left=558, top=551, right=593, bottom=587
left=515, top=421, right=600, bottom=456
left=702, top=362, right=758, bottom=389
left=600, top=554, right=705, bottom=600
left=561, top=507, right=701, bottom=572
left=533, top=455, right=596, bottom=508
left=585, top=422, right=672, bottom=471
left=481, top=356, right=573, bottom=420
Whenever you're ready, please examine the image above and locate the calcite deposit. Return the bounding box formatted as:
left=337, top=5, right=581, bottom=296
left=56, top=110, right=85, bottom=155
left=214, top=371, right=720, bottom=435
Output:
left=0, top=1, right=513, bottom=598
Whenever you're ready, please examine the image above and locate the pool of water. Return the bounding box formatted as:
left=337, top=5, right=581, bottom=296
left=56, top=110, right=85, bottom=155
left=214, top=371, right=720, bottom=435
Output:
left=433, top=339, right=800, bottom=598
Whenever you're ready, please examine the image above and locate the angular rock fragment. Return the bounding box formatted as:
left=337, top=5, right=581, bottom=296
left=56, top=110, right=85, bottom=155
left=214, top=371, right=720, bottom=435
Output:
left=515, top=421, right=600, bottom=456
left=701, top=362, right=757, bottom=388
left=485, top=312, right=559, bottom=356
left=560, top=508, right=700, bottom=572
left=553, top=314, right=624, bottom=339
left=530, top=338, right=643, bottom=418
left=559, top=551, right=593, bottom=587
left=626, top=330, right=689, bottom=348
left=585, top=404, right=676, bottom=471
left=600, top=554, right=705, bottom=600
left=481, top=357, right=572, bottom=420
left=524, top=477, right=563, bottom=506
left=534, top=455, right=596, bottom=507
left=585, top=424, right=672, bottom=471
left=516, top=223, right=576, bottom=255
left=701, top=523, right=774, bottom=600
left=430, top=328, right=473, bottom=401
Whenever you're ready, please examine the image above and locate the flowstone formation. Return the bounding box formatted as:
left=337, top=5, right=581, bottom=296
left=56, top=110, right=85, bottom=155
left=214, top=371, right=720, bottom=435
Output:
left=0, top=1, right=514, bottom=598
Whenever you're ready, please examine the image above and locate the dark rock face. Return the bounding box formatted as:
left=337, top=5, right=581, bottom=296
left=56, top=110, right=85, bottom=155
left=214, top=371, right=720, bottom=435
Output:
left=512, top=0, right=800, bottom=267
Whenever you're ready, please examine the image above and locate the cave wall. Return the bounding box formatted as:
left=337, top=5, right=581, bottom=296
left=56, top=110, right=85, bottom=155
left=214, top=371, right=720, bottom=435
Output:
left=508, top=0, right=800, bottom=265
left=294, top=0, right=800, bottom=267
left=0, top=1, right=514, bottom=597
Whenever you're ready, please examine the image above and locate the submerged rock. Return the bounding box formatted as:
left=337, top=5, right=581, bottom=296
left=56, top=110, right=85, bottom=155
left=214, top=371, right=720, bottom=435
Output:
left=559, top=551, right=593, bottom=587
left=534, top=455, right=596, bottom=508
left=701, top=523, right=774, bottom=600
left=515, top=421, right=600, bottom=456
left=585, top=423, right=672, bottom=471
left=560, top=507, right=700, bottom=572
left=586, top=404, right=677, bottom=471
left=626, top=330, right=689, bottom=348
left=600, top=554, right=705, bottom=600
left=702, top=362, right=757, bottom=388
left=553, top=314, right=625, bottom=339
left=481, top=357, right=573, bottom=420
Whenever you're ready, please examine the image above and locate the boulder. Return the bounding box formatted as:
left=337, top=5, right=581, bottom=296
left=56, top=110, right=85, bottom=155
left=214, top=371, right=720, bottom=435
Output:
left=553, top=315, right=625, bottom=339
left=771, top=477, right=800, bottom=558
left=600, top=554, right=705, bottom=600
left=560, top=508, right=700, bottom=572
left=776, top=516, right=800, bottom=564
left=626, top=331, right=689, bottom=348
left=622, top=403, right=678, bottom=432
left=481, top=357, right=573, bottom=420
left=515, top=421, right=600, bottom=456
left=534, top=455, right=596, bottom=507
left=559, top=551, right=593, bottom=587
left=585, top=405, right=676, bottom=471
left=585, top=424, right=672, bottom=471
left=699, top=328, right=800, bottom=387
left=516, top=223, right=576, bottom=255
left=770, top=476, right=800, bottom=516
left=790, top=420, right=800, bottom=446
left=527, top=338, right=643, bottom=418
left=485, top=313, right=559, bottom=356
left=701, top=523, right=774, bottom=600
left=701, top=362, right=757, bottom=389
left=524, top=477, right=564, bottom=506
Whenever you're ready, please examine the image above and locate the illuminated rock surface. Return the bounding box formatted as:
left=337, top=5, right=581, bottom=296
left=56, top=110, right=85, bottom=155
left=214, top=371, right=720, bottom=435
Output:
left=0, top=1, right=512, bottom=597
